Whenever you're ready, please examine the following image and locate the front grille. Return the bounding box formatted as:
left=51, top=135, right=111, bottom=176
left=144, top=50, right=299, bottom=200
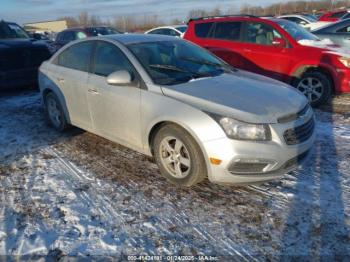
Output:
left=278, top=104, right=310, bottom=123
left=284, top=117, right=315, bottom=145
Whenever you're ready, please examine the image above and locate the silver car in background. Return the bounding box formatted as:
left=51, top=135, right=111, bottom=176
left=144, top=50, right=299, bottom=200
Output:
left=39, top=34, right=315, bottom=186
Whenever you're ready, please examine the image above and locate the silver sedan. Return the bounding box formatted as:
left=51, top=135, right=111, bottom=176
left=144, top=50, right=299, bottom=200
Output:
left=39, top=34, right=315, bottom=186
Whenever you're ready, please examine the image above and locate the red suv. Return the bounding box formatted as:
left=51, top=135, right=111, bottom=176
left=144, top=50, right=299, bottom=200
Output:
left=184, top=15, right=350, bottom=106
left=318, top=10, right=350, bottom=22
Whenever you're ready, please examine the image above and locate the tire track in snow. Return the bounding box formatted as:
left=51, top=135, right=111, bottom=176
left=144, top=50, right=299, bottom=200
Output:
left=52, top=142, right=257, bottom=258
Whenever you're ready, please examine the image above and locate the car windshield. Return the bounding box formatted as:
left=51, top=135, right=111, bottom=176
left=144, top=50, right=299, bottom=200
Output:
left=128, top=40, right=232, bottom=85
left=87, top=27, right=120, bottom=36
left=0, top=21, right=29, bottom=39
left=275, top=19, right=319, bottom=41
left=176, top=26, right=187, bottom=33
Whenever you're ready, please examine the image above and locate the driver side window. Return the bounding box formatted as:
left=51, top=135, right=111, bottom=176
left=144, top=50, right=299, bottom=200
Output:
left=245, top=22, right=282, bottom=46
left=93, top=41, right=135, bottom=77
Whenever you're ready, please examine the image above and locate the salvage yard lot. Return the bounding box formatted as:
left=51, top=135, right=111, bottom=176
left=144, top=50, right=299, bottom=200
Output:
left=0, top=91, right=350, bottom=260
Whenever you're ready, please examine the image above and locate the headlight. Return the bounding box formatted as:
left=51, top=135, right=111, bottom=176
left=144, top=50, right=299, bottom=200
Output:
left=338, top=57, right=350, bottom=68
left=217, top=117, right=271, bottom=141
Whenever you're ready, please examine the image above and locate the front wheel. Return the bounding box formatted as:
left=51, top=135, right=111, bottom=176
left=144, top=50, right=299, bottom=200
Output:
left=153, top=124, right=207, bottom=187
left=293, top=71, right=332, bottom=107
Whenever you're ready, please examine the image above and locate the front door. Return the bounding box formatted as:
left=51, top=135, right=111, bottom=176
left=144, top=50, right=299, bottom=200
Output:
left=240, top=21, right=293, bottom=82
left=86, top=41, right=142, bottom=148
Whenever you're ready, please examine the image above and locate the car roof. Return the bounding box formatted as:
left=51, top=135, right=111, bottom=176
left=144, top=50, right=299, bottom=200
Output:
left=62, top=26, right=112, bottom=31
left=148, top=25, right=186, bottom=30
left=103, top=33, right=181, bottom=45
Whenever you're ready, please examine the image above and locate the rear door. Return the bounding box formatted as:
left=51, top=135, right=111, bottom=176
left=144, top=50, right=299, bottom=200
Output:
left=55, top=41, right=94, bottom=129
left=239, top=21, right=293, bottom=82
left=192, top=21, right=246, bottom=69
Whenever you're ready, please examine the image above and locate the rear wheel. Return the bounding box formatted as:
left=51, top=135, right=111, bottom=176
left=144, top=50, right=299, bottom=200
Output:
left=294, top=71, right=332, bottom=107
left=44, top=92, right=69, bottom=131
left=153, top=124, right=207, bottom=187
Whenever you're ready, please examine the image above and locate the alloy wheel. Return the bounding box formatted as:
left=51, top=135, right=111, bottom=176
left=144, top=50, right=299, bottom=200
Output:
left=47, top=97, right=62, bottom=127
left=159, top=136, right=191, bottom=179
left=297, top=77, right=324, bottom=103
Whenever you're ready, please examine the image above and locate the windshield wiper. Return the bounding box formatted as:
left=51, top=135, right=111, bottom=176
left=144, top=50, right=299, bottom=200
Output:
left=149, top=64, right=189, bottom=73
left=180, top=57, right=237, bottom=72
left=149, top=64, right=212, bottom=80
left=180, top=56, right=222, bottom=67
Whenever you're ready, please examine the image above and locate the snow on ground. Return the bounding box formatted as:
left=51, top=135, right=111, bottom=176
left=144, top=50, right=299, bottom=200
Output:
left=0, top=91, right=349, bottom=260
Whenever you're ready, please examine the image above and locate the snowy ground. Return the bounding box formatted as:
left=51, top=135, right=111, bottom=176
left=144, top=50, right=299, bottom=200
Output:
left=0, top=91, right=349, bottom=260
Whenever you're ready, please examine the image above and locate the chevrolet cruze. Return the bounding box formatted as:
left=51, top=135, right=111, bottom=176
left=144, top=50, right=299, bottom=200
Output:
left=39, top=34, right=315, bottom=186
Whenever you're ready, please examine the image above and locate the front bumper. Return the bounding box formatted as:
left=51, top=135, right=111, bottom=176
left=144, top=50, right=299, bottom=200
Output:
left=201, top=115, right=315, bottom=185
left=335, top=68, right=350, bottom=94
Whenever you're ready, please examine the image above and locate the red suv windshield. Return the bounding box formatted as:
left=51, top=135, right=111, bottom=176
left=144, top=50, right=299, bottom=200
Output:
left=274, top=19, right=319, bottom=41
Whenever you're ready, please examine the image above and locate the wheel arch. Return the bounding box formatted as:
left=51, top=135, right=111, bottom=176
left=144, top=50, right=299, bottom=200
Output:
left=146, top=119, right=214, bottom=182
left=41, top=87, right=71, bottom=124
left=147, top=120, right=205, bottom=156
left=290, top=65, right=335, bottom=93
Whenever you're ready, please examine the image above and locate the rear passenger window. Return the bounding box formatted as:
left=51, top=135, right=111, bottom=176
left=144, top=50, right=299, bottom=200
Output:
left=194, top=22, right=214, bottom=38
left=213, top=22, right=242, bottom=41
left=57, top=41, right=94, bottom=72
left=93, top=41, right=135, bottom=77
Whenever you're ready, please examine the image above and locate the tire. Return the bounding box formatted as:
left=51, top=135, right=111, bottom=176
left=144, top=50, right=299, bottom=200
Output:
left=293, top=71, right=332, bottom=107
left=44, top=92, right=69, bottom=132
left=153, top=124, right=207, bottom=187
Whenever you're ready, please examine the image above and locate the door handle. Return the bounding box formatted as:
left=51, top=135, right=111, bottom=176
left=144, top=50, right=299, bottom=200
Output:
left=243, top=49, right=252, bottom=52
left=57, top=78, right=65, bottom=83
left=88, top=88, right=99, bottom=94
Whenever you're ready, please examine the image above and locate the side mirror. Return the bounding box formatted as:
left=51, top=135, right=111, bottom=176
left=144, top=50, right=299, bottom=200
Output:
left=106, top=70, right=132, bottom=86
left=272, top=37, right=287, bottom=48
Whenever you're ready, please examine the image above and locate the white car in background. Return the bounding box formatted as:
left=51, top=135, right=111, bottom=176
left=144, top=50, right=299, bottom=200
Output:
left=278, top=15, right=331, bottom=31
left=145, top=25, right=188, bottom=38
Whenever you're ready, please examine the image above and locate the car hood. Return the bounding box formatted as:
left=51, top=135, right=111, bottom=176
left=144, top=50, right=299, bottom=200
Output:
left=161, top=71, right=308, bottom=124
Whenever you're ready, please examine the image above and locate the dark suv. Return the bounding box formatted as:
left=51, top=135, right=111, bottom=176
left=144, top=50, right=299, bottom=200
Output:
left=53, top=26, right=121, bottom=51
left=184, top=15, right=350, bottom=106
left=0, top=20, right=51, bottom=89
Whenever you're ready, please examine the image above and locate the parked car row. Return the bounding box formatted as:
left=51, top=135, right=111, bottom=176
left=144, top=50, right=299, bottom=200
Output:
left=277, top=14, right=330, bottom=31
left=145, top=25, right=188, bottom=38
left=53, top=26, right=122, bottom=52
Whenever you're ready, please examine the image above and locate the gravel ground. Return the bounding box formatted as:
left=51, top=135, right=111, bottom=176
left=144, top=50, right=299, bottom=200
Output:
left=0, top=91, right=349, bottom=261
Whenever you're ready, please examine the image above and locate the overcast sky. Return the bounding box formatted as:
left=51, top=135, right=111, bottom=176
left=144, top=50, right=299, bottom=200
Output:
left=1, top=0, right=282, bottom=24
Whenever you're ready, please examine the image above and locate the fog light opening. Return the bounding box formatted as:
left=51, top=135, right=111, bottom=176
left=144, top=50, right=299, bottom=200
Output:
left=229, top=158, right=276, bottom=174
